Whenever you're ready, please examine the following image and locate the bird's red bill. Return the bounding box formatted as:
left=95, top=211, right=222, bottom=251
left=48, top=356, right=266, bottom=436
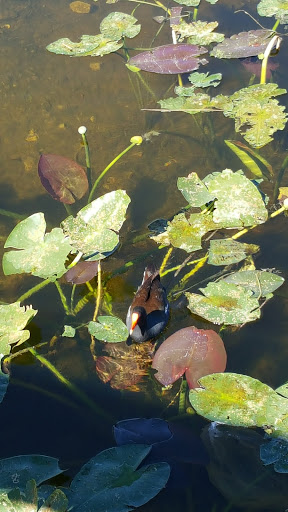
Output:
left=130, top=311, right=140, bottom=334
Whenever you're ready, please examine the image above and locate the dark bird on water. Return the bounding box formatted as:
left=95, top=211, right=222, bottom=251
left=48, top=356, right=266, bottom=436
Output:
left=126, top=264, right=169, bottom=343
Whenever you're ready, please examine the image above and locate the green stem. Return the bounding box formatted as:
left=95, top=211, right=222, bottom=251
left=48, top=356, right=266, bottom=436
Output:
left=54, top=280, right=70, bottom=315
left=82, top=132, right=92, bottom=190
left=28, top=347, right=113, bottom=420
left=63, top=203, right=74, bottom=216
left=17, top=278, right=51, bottom=303
left=193, top=7, right=198, bottom=21
left=260, top=35, right=280, bottom=85
left=0, top=209, right=27, bottom=220
left=87, top=140, right=139, bottom=203
left=272, top=19, right=280, bottom=32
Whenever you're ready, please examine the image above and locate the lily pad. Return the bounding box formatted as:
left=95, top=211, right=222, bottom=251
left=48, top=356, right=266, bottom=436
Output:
left=208, top=239, right=259, bottom=266
left=189, top=373, right=287, bottom=428
left=175, top=72, right=222, bottom=96
left=3, top=213, right=73, bottom=280
left=2, top=480, right=68, bottom=512
left=172, top=20, right=224, bottom=46
left=257, top=0, right=288, bottom=24
left=222, top=270, right=284, bottom=297
left=100, top=12, right=141, bottom=39
left=260, top=437, right=288, bottom=473
left=46, top=34, right=123, bottom=57
left=62, top=325, right=76, bottom=338
left=38, top=154, right=88, bottom=204
left=0, top=456, right=63, bottom=492
left=128, top=44, right=208, bottom=74
left=185, top=281, right=261, bottom=325
left=210, top=29, right=274, bottom=59
left=88, top=316, right=128, bottom=342
left=151, top=212, right=217, bottom=252
left=68, top=444, right=170, bottom=512
left=65, top=260, right=98, bottom=284
left=0, top=302, right=37, bottom=355
left=177, top=172, right=215, bottom=206
left=203, top=169, right=268, bottom=227
left=61, top=190, right=130, bottom=260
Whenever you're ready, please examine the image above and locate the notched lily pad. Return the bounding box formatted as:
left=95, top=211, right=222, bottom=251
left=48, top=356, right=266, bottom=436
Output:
left=257, top=0, right=288, bottom=24
left=222, top=270, right=284, bottom=297
left=100, top=12, right=141, bottom=39
left=128, top=44, right=208, bottom=74
left=88, top=316, right=128, bottom=342
left=208, top=239, right=259, bottom=266
left=159, top=93, right=213, bottom=113
left=210, top=29, right=274, bottom=59
left=186, top=281, right=261, bottom=325
left=177, top=172, right=215, bottom=206
left=172, top=20, right=224, bottom=46
left=0, top=302, right=37, bottom=355
left=46, top=34, right=123, bottom=57
left=3, top=213, right=73, bottom=280
left=61, top=190, right=130, bottom=259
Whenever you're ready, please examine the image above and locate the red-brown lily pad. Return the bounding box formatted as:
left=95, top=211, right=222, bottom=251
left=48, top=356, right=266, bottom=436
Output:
left=65, top=260, right=98, bottom=284
left=38, top=154, right=88, bottom=204
left=210, top=29, right=274, bottom=59
left=128, top=44, right=208, bottom=74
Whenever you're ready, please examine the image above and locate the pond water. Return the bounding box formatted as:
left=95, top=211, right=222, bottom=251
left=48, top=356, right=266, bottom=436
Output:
left=1, top=0, right=288, bottom=511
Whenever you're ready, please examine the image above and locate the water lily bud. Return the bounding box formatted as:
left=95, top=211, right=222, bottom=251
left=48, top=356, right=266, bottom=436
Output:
left=130, top=136, right=143, bottom=145
left=78, top=126, right=87, bottom=135
left=283, top=198, right=288, bottom=209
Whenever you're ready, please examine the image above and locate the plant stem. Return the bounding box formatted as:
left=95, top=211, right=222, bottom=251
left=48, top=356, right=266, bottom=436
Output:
left=272, top=19, right=280, bottom=32
left=0, top=209, right=27, bottom=220
left=260, top=35, right=281, bottom=85
left=29, top=346, right=113, bottom=420
left=82, top=132, right=92, bottom=190
left=54, top=280, right=70, bottom=315
left=17, top=278, right=51, bottom=303
left=93, top=261, right=102, bottom=322
left=87, top=140, right=139, bottom=203
left=63, top=203, right=74, bottom=217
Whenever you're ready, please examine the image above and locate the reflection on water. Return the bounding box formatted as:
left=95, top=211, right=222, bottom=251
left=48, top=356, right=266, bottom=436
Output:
left=1, top=1, right=288, bottom=511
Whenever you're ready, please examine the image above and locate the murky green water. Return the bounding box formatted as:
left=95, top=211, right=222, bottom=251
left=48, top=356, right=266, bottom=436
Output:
left=1, top=0, right=288, bottom=511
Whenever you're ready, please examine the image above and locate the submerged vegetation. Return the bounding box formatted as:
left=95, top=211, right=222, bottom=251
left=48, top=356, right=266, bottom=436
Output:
left=2, top=0, right=288, bottom=509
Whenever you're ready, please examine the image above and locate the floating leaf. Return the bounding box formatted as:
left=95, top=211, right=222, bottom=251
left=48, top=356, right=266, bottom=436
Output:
left=224, top=140, right=273, bottom=180
left=152, top=326, right=226, bottom=389
left=65, top=260, right=98, bottom=284
left=189, top=373, right=288, bottom=429
left=159, top=93, right=214, bottom=113
left=62, top=325, right=76, bottom=338
left=177, top=172, right=215, bottom=206
left=173, top=0, right=200, bottom=5
left=260, top=438, right=288, bottom=473
left=46, top=34, right=123, bottom=57
left=186, top=281, right=260, bottom=325
left=172, top=20, right=224, bottom=45
left=96, top=342, right=153, bottom=390
left=61, top=190, right=130, bottom=260
left=3, top=213, right=73, bottom=279
left=1, top=480, right=68, bottom=512
left=128, top=44, right=208, bottom=74
left=221, top=83, right=287, bottom=148
left=222, top=270, right=284, bottom=297
left=170, top=7, right=182, bottom=26
left=88, top=316, right=128, bottom=342
left=68, top=444, right=170, bottom=512
left=175, top=72, right=222, bottom=96
left=0, top=302, right=37, bottom=355
left=0, top=456, right=63, bottom=492
left=38, top=154, right=88, bottom=204
left=208, top=239, right=259, bottom=266
left=204, top=169, right=268, bottom=227
left=151, top=212, right=217, bottom=252
left=210, top=29, right=274, bottom=59
left=257, top=0, right=288, bottom=24
left=100, top=12, right=141, bottom=39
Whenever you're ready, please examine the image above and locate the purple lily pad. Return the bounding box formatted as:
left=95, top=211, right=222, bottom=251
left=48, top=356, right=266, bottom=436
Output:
left=210, top=29, right=274, bottom=59
left=152, top=326, right=227, bottom=389
left=170, top=7, right=182, bottom=26
left=65, top=260, right=98, bottom=284
left=129, top=44, right=208, bottom=74
left=38, top=154, right=88, bottom=204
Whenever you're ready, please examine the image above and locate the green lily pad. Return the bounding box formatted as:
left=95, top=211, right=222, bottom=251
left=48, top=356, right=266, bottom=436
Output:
left=0, top=302, right=37, bottom=355
left=68, top=444, right=170, bottom=512
left=221, top=83, right=287, bottom=148
left=3, top=213, right=73, bottom=280
left=173, top=0, right=200, bottom=5
left=0, top=456, right=63, bottom=493
left=62, top=325, right=76, bottom=338
left=88, top=316, right=128, bottom=342
left=257, top=0, right=288, bottom=24
left=61, top=190, right=130, bottom=260
left=151, top=212, right=217, bottom=252
left=222, top=270, right=284, bottom=297
left=2, top=480, right=68, bottom=512
left=186, top=281, right=260, bottom=325
left=100, top=12, right=141, bottom=39
left=189, top=373, right=286, bottom=428
left=260, top=438, right=288, bottom=473
left=46, top=34, right=123, bottom=57
left=177, top=173, right=215, bottom=206
left=172, top=20, right=224, bottom=45
left=175, top=72, right=222, bottom=96
left=159, top=93, right=214, bottom=114
left=208, top=239, right=259, bottom=266
left=203, top=169, right=268, bottom=227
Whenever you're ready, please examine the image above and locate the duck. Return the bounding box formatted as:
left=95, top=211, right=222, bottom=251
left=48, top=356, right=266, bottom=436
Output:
left=126, top=263, right=169, bottom=343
